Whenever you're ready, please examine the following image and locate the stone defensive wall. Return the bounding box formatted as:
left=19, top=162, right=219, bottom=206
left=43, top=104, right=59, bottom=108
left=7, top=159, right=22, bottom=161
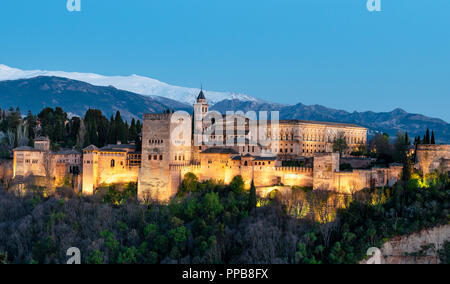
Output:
left=169, top=163, right=314, bottom=192
left=143, top=113, right=173, bottom=120
left=416, top=144, right=450, bottom=175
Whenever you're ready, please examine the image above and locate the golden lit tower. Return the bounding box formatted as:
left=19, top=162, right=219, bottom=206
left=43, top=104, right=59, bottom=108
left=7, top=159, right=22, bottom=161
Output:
left=138, top=112, right=192, bottom=202
left=193, top=88, right=209, bottom=147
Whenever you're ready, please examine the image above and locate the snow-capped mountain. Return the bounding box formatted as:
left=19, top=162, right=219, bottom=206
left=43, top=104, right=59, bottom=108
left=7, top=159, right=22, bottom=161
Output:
left=0, top=64, right=259, bottom=105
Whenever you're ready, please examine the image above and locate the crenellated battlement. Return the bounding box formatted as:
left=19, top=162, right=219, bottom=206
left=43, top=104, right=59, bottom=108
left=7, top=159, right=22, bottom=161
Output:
left=417, top=144, right=450, bottom=151
left=275, top=166, right=313, bottom=172
left=143, top=113, right=172, bottom=121
left=169, top=163, right=197, bottom=171
left=416, top=144, right=450, bottom=175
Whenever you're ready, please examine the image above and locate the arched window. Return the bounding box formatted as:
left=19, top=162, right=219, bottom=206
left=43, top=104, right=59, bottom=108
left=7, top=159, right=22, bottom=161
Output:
left=111, top=159, right=115, bottom=168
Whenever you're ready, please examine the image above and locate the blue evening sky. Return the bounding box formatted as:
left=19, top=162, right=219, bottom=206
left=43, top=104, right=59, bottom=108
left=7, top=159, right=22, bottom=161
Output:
left=0, top=0, right=449, bottom=122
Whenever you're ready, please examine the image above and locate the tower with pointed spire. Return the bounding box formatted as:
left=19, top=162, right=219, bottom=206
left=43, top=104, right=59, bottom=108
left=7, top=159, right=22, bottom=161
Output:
left=193, top=87, right=209, bottom=148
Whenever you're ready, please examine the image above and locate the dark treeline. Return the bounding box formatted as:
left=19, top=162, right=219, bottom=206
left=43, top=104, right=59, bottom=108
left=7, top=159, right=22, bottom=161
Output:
left=0, top=107, right=142, bottom=153
left=413, top=128, right=437, bottom=145
left=367, top=129, right=438, bottom=167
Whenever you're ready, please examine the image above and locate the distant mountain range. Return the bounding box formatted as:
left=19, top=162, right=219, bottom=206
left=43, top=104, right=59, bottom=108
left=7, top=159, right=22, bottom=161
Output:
left=0, top=64, right=258, bottom=105
left=0, top=65, right=448, bottom=143
left=0, top=76, right=191, bottom=121
left=211, top=100, right=450, bottom=143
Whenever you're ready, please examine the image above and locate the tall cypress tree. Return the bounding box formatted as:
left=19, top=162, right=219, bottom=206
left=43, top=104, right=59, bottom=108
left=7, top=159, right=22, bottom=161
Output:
left=248, top=180, right=257, bottom=213
left=431, top=131, right=436, bottom=144
left=25, top=110, right=37, bottom=141
left=425, top=129, right=430, bottom=144
left=108, top=115, right=115, bottom=144
left=129, top=118, right=137, bottom=142
left=114, top=111, right=128, bottom=144
left=136, top=120, right=142, bottom=135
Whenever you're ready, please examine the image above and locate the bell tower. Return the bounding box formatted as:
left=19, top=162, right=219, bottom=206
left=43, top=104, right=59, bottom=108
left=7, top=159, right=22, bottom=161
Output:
left=193, top=87, right=209, bottom=147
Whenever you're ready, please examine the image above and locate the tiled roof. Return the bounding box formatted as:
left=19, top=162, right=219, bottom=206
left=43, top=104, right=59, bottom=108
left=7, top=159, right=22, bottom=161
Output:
left=197, top=90, right=206, bottom=100
left=83, top=145, right=99, bottom=151
left=201, top=147, right=239, bottom=155
left=100, top=144, right=136, bottom=150
left=14, top=146, right=41, bottom=152
left=268, top=120, right=365, bottom=128
left=55, top=149, right=81, bottom=155
left=253, top=156, right=277, bottom=161
left=232, top=155, right=277, bottom=161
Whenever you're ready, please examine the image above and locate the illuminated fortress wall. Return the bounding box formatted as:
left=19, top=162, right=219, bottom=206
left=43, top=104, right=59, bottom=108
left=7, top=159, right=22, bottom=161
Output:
left=82, top=145, right=139, bottom=195
left=416, top=144, right=450, bottom=175
left=169, top=152, right=314, bottom=192
left=312, top=152, right=402, bottom=193
left=13, top=138, right=83, bottom=190
left=329, top=166, right=403, bottom=194
left=13, top=94, right=450, bottom=203
left=138, top=112, right=192, bottom=202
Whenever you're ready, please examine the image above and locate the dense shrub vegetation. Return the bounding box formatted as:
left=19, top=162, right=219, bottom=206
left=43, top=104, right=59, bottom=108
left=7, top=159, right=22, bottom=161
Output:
left=438, top=241, right=450, bottom=264
left=0, top=170, right=448, bottom=264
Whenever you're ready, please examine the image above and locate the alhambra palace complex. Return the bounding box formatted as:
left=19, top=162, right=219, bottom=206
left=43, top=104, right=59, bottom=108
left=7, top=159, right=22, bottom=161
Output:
left=12, top=91, right=450, bottom=202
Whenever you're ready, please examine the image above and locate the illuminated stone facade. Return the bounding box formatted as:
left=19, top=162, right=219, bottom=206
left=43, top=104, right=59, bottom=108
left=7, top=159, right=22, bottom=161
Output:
left=12, top=137, right=82, bottom=188
left=14, top=92, right=450, bottom=203
left=137, top=93, right=372, bottom=202
left=416, top=144, right=450, bottom=175
left=138, top=112, right=192, bottom=201
left=82, top=144, right=140, bottom=195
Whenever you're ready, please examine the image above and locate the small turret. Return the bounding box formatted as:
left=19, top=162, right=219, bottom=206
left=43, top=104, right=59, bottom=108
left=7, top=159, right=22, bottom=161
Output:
left=197, top=89, right=206, bottom=103
left=34, top=136, right=50, bottom=151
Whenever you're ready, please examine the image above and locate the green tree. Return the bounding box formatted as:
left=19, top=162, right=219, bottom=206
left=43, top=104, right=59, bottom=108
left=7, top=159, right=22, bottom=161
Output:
left=230, top=175, right=245, bottom=194
left=248, top=180, right=257, bottom=212
left=180, top=173, right=199, bottom=194
left=333, top=132, right=349, bottom=157
left=114, top=111, right=128, bottom=144
left=0, top=251, right=7, bottom=264
left=128, top=118, right=137, bottom=142
left=431, top=131, right=436, bottom=144
left=84, top=109, right=110, bottom=147
left=25, top=110, right=37, bottom=141
left=404, top=132, right=410, bottom=145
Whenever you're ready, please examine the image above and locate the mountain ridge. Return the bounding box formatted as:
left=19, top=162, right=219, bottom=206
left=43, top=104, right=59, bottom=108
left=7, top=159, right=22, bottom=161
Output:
left=0, top=64, right=259, bottom=105
left=211, top=99, right=450, bottom=143
left=0, top=76, right=191, bottom=121
left=0, top=74, right=448, bottom=143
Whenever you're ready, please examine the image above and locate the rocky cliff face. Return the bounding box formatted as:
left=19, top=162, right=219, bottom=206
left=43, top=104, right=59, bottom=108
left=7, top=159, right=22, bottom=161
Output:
left=361, top=224, right=450, bottom=264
